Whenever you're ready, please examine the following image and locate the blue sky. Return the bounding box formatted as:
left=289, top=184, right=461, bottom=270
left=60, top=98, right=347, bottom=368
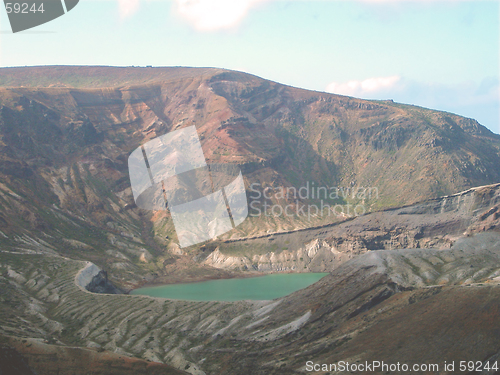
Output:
left=1, top=0, right=499, bottom=133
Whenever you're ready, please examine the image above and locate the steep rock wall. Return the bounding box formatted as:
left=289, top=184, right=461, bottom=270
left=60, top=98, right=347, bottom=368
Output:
left=75, top=262, right=122, bottom=294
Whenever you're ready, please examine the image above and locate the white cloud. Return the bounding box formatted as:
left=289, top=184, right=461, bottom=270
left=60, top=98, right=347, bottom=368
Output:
left=174, top=0, right=268, bottom=31
left=115, top=0, right=492, bottom=22
left=116, top=0, right=481, bottom=24
left=118, top=0, right=141, bottom=19
left=326, top=76, right=402, bottom=98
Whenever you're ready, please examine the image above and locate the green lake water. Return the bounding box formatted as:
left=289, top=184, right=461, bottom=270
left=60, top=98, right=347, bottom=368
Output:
left=130, top=273, right=329, bottom=301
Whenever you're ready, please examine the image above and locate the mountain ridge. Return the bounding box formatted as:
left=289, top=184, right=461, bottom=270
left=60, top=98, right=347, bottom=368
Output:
left=0, top=66, right=499, bottom=286
left=0, top=66, right=226, bottom=88
left=1, top=66, right=500, bottom=374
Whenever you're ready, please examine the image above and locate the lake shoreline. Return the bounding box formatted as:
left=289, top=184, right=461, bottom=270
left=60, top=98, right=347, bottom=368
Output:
left=130, top=272, right=330, bottom=302
left=128, top=269, right=319, bottom=293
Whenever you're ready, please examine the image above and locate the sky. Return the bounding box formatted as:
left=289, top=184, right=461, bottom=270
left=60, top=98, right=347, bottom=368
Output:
left=1, top=0, right=499, bottom=133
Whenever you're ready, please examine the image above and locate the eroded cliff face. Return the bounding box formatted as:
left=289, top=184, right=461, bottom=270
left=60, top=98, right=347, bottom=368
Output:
left=2, top=66, right=500, bottom=375
left=204, top=239, right=342, bottom=272
left=1, top=179, right=500, bottom=375
left=3, top=230, right=500, bottom=375
left=205, top=183, right=500, bottom=273
left=75, top=262, right=123, bottom=294
left=0, top=67, right=499, bottom=288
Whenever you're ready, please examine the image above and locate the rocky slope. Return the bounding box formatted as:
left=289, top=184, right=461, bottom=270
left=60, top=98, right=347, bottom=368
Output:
left=1, top=66, right=500, bottom=374
left=0, top=66, right=499, bottom=287
left=204, top=183, right=500, bottom=273
left=1, top=185, right=500, bottom=374
left=2, top=232, right=500, bottom=374
left=0, top=343, right=37, bottom=375
left=0, top=335, right=188, bottom=375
